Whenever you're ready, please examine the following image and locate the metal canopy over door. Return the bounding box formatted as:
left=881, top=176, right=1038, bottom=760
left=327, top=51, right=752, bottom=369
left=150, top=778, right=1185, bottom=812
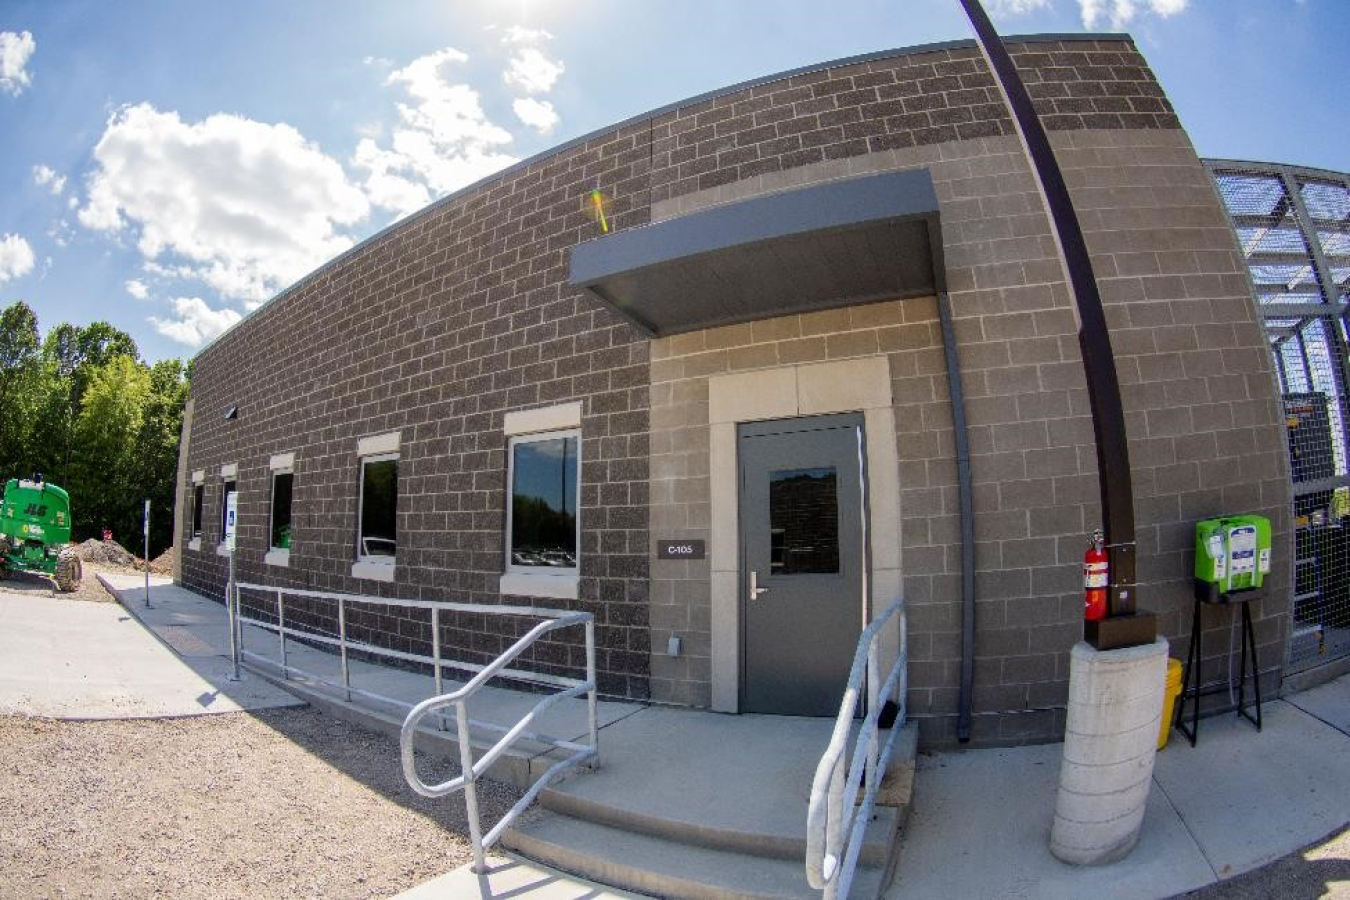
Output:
left=739, top=413, right=867, bottom=716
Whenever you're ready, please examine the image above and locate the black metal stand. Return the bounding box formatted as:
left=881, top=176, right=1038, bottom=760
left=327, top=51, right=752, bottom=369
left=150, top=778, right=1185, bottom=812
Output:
left=1175, top=585, right=1263, bottom=747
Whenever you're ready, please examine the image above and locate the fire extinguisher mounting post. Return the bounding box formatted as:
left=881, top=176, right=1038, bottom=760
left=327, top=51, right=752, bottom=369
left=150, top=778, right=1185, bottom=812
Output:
left=960, top=0, right=1155, bottom=649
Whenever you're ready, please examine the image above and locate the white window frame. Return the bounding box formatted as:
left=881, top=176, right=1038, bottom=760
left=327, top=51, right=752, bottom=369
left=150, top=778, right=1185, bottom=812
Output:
left=352, top=447, right=399, bottom=582
left=501, top=427, right=581, bottom=600
left=265, top=452, right=295, bottom=568
left=216, top=463, right=237, bottom=557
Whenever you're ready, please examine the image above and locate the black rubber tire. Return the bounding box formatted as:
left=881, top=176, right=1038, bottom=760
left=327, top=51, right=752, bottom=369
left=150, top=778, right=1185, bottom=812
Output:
left=54, top=549, right=82, bottom=592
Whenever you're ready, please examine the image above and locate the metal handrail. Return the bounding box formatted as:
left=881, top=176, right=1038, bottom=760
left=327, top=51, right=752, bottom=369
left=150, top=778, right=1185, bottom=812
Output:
left=401, top=611, right=597, bottom=871
left=805, top=597, right=908, bottom=899
left=227, top=580, right=599, bottom=874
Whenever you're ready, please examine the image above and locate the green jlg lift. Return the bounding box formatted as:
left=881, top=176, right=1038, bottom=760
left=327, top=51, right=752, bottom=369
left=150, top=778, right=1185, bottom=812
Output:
left=0, top=475, right=82, bottom=592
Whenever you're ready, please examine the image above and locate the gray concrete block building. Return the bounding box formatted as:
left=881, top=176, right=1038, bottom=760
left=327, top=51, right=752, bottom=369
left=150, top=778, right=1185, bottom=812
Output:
left=176, top=32, right=1332, bottom=747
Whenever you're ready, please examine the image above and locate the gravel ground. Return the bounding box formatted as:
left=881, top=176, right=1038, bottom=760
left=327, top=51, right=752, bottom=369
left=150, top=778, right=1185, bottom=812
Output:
left=0, top=708, right=522, bottom=899
left=1181, top=824, right=1350, bottom=899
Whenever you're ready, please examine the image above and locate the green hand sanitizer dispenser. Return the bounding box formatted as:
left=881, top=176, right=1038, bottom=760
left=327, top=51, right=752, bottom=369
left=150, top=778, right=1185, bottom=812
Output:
left=1195, top=515, right=1272, bottom=595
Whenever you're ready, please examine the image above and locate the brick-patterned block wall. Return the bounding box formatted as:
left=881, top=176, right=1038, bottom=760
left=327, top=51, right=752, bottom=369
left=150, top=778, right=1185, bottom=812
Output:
left=184, top=122, right=656, bottom=698
left=639, top=39, right=1285, bottom=744
left=648, top=38, right=1177, bottom=209
left=184, top=35, right=1288, bottom=736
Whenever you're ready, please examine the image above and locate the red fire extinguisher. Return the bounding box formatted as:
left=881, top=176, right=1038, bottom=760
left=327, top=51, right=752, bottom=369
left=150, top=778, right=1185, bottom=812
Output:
left=1084, top=529, right=1108, bottom=621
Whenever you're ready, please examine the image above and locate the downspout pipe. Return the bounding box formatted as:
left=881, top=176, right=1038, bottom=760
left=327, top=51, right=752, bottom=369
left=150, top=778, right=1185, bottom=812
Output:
left=960, top=0, right=1146, bottom=632
left=938, top=292, right=977, bottom=743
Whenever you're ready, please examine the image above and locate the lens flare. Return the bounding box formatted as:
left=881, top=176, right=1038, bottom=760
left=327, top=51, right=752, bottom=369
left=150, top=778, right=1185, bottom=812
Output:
left=587, top=187, right=610, bottom=234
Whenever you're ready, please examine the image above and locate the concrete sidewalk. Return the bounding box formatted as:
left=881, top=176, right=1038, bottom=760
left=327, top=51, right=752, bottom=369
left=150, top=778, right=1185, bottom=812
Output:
left=97, top=575, right=1350, bottom=899
left=888, top=682, right=1350, bottom=899
left=0, top=578, right=299, bottom=718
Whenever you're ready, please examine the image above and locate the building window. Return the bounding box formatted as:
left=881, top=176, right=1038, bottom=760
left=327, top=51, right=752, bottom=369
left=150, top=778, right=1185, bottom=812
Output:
left=188, top=469, right=205, bottom=551
left=271, top=472, right=293, bottom=549
left=192, top=485, right=204, bottom=538
left=352, top=433, right=399, bottom=582
left=507, top=430, right=580, bottom=575
left=265, top=452, right=295, bottom=567
left=358, top=455, right=398, bottom=561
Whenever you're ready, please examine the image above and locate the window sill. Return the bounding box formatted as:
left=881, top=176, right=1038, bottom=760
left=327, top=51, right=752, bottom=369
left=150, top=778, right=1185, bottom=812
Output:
left=352, top=560, right=395, bottom=582
left=188, top=538, right=201, bottom=552
left=216, top=542, right=231, bottom=557
left=499, top=572, right=579, bottom=600
left=264, top=549, right=290, bottom=568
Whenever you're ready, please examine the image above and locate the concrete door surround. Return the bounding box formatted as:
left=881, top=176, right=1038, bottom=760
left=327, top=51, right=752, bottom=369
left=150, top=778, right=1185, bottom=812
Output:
left=707, top=355, right=901, bottom=713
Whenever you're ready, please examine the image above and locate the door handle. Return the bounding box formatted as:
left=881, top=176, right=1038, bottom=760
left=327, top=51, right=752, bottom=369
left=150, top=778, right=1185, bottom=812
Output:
left=749, top=570, right=769, bottom=601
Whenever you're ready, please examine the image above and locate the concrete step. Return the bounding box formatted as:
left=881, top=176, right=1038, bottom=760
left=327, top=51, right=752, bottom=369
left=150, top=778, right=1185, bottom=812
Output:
left=503, top=812, right=888, bottom=900
left=539, top=773, right=902, bottom=865
left=505, top=720, right=918, bottom=898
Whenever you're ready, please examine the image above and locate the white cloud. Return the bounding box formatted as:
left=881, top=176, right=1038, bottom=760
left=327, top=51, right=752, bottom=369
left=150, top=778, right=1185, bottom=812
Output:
left=989, top=0, right=1189, bottom=26
left=149, top=296, right=241, bottom=347
left=351, top=138, right=432, bottom=218
left=989, top=0, right=1051, bottom=13
left=0, top=233, right=35, bottom=284
left=125, top=278, right=149, bottom=300
left=46, top=219, right=73, bottom=248
left=0, top=30, right=35, bottom=96
left=32, top=164, right=65, bottom=195
left=1080, top=0, right=1189, bottom=28
left=513, top=97, right=559, bottom=134
left=502, top=28, right=564, bottom=96
left=79, top=103, right=370, bottom=305
left=353, top=47, right=518, bottom=215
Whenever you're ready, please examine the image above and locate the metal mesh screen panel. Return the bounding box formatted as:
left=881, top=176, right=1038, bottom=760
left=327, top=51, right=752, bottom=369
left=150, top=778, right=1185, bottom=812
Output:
left=1211, top=162, right=1350, bottom=672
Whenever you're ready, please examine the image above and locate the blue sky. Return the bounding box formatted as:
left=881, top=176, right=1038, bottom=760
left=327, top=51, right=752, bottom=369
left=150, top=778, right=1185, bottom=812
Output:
left=1, top=0, right=1345, bottom=363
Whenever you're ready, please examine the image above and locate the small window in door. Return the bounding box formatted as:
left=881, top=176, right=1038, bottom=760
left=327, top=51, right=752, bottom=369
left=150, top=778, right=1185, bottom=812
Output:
left=768, top=466, right=839, bottom=574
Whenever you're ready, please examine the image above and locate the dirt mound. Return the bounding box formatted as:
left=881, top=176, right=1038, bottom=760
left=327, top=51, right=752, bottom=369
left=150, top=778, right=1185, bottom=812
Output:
left=73, top=538, right=138, bottom=568
left=150, top=546, right=175, bottom=575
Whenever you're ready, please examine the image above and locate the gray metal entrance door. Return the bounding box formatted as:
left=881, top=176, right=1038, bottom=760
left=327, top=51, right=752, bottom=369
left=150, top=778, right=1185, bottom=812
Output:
left=739, top=414, right=866, bottom=716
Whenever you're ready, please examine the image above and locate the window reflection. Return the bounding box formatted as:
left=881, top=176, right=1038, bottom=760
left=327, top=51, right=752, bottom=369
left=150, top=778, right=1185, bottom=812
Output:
left=511, top=435, right=578, bottom=570
left=769, top=467, right=839, bottom=574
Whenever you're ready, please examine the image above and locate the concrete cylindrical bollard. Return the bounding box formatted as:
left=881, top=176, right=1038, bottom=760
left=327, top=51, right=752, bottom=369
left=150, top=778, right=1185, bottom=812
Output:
left=1050, top=637, right=1168, bottom=866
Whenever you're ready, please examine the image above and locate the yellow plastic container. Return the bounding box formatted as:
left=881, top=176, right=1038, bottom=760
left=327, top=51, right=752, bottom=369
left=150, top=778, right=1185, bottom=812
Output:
left=1159, top=657, right=1184, bottom=750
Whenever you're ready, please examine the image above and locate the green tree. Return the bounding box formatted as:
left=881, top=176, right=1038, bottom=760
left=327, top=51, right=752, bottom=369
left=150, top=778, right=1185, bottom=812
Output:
left=0, top=307, right=187, bottom=556
left=0, top=302, right=43, bottom=476
left=129, top=358, right=190, bottom=553
left=70, top=354, right=151, bottom=541
left=37, top=321, right=140, bottom=478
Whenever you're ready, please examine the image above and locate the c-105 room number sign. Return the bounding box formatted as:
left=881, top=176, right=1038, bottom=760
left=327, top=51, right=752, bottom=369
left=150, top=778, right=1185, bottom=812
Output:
left=657, top=539, right=705, bottom=560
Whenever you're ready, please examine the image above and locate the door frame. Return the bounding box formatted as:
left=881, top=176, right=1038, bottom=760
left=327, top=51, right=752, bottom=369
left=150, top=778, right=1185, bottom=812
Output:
left=737, top=412, right=869, bottom=714
left=706, top=356, right=902, bottom=714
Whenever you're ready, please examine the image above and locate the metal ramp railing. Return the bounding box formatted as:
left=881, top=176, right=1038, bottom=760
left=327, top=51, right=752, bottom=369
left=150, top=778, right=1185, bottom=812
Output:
left=805, top=597, right=908, bottom=899
left=400, top=612, right=597, bottom=873
left=227, top=581, right=598, bottom=873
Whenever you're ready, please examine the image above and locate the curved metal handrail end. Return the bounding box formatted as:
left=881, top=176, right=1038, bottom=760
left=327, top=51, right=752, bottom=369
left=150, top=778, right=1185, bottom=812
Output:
left=805, top=596, right=907, bottom=890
